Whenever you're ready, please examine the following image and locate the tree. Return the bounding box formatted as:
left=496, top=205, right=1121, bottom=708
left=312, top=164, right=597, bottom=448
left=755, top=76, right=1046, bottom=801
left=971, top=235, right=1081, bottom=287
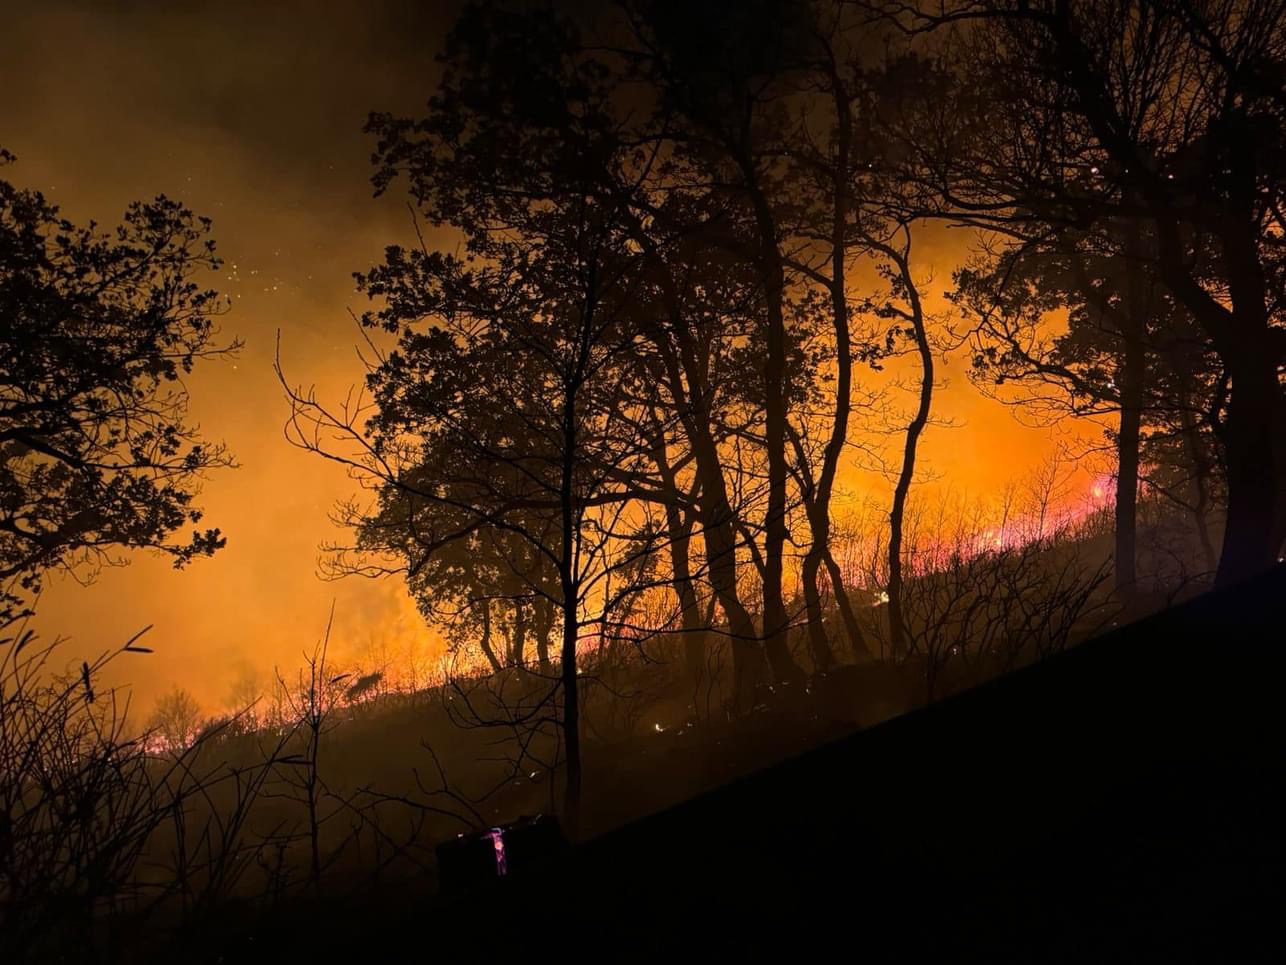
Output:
left=353, top=458, right=560, bottom=675
left=284, top=14, right=668, bottom=826
left=844, top=51, right=949, bottom=657
left=0, top=150, right=234, bottom=626
left=955, top=229, right=1177, bottom=602
left=359, top=1, right=809, bottom=712
left=626, top=209, right=787, bottom=706
left=778, top=8, right=884, bottom=666
left=1139, top=317, right=1225, bottom=572
left=878, top=0, right=1286, bottom=586
left=642, top=408, right=710, bottom=682
left=146, top=687, right=203, bottom=755
left=629, top=0, right=818, bottom=688
left=876, top=231, right=937, bottom=657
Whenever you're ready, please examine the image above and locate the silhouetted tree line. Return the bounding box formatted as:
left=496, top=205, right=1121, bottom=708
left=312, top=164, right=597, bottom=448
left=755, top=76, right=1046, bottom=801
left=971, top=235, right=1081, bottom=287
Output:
left=2, top=0, right=1283, bottom=952
left=280, top=0, right=1286, bottom=825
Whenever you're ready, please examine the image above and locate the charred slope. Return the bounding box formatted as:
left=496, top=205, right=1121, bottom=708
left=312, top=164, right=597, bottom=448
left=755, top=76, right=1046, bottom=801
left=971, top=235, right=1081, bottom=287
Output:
left=217, top=565, right=1286, bottom=961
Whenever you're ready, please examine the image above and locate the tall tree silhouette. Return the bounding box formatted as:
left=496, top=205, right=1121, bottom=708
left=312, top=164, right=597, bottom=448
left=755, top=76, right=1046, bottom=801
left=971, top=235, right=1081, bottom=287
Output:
left=778, top=7, right=883, bottom=666
left=628, top=0, right=819, bottom=689
left=955, top=229, right=1175, bottom=602
left=286, top=11, right=665, bottom=826
left=366, top=1, right=819, bottom=708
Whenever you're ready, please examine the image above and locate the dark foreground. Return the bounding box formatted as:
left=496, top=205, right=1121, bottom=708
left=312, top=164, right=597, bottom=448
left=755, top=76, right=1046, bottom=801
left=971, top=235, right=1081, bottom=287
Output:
left=207, top=567, right=1286, bottom=962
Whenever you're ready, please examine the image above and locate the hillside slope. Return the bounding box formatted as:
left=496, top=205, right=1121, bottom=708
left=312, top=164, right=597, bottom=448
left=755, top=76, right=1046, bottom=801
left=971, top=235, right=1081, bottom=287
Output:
left=205, top=564, right=1286, bottom=961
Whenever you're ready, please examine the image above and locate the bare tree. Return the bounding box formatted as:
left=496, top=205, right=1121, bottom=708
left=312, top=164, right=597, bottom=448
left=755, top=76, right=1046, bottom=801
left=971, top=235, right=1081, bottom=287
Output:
left=146, top=687, right=204, bottom=756
left=271, top=607, right=346, bottom=893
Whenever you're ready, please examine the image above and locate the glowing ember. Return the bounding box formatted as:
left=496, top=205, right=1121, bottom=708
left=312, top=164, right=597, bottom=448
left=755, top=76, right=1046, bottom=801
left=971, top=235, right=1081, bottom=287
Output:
left=483, top=827, right=508, bottom=876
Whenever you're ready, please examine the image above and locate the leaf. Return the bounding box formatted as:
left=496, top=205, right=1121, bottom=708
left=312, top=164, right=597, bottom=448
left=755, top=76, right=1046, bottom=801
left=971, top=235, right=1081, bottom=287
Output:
left=13, top=629, right=36, bottom=653
left=121, top=625, right=154, bottom=654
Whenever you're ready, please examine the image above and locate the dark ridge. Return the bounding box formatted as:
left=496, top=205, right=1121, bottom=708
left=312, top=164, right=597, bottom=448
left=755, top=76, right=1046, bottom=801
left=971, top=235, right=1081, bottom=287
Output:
left=208, top=565, right=1286, bottom=961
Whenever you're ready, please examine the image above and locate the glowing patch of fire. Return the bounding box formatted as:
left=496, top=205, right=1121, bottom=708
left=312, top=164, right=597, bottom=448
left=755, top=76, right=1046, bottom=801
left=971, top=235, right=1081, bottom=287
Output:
left=484, top=827, right=508, bottom=876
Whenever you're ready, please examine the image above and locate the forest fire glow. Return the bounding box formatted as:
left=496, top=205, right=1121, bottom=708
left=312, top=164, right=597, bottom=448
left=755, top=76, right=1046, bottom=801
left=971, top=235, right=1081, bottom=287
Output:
left=2, top=0, right=1280, bottom=957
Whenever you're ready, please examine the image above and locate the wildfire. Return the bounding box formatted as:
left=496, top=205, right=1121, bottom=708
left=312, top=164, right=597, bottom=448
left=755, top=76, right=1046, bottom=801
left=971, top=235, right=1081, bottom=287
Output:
left=1089, top=474, right=1113, bottom=504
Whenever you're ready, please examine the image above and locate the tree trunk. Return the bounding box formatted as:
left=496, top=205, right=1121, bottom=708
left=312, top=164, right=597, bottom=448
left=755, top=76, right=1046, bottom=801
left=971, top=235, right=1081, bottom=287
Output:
left=1216, top=351, right=1279, bottom=587
left=533, top=597, right=554, bottom=674
left=1212, top=221, right=1281, bottom=587
left=800, top=74, right=869, bottom=669
left=754, top=205, right=805, bottom=688
left=790, top=426, right=836, bottom=672
left=477, top=598, right=502, bottom=673
left=509, top=598, right=527, bottom=668
left=887, top=249, right=933, bottom=658
left=1114, top=360, right=1143, bottom=601
left=658, top=335, right=767, bottom=710
left=1272, top=393, right=1286, bottom=561
left=654, top=440, right=706, bottom=682
left=558, top=389, right=581, bottom=836
left=1179, top=402, right=1219, bottom=574
left=1115, top=242, right=1148, bottom=605
left=823, top=548, right=873, bottom=660
left=693, top=444, right=767, bottom=708
left=800, top=549, right=833, bottom=671
left=559, top=588, right=580, bottom=835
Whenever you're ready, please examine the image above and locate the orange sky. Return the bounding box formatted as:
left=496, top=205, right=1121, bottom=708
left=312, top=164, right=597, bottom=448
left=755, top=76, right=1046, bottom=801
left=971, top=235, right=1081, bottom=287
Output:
left=1, top=1, right=1103, bottom=714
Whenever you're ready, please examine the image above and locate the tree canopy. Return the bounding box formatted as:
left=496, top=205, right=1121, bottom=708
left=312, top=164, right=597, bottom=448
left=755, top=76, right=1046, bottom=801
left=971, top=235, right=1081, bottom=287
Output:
left=0, top=150, right=234, bottom=627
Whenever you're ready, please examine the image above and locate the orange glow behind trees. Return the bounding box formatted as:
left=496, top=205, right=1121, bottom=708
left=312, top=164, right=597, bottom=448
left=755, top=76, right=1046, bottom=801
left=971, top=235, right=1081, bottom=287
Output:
left=3, top=1, right=1104, bottom=711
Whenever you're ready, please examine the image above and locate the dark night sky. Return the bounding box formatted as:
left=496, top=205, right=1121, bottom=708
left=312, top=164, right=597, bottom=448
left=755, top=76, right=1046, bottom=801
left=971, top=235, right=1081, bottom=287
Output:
left=0, top=0, right=1094, bottom=711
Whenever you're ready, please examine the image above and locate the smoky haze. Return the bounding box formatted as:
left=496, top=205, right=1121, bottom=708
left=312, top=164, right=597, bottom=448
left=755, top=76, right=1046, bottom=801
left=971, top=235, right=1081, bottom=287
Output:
left=1, top=0, right=1087, bottom=711
left=4, top=2, right=1278, bottom=959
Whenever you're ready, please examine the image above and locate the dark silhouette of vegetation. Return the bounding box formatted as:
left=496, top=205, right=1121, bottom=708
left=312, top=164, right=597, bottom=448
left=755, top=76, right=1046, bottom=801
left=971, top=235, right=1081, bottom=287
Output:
left=0, top=150, right=235, bottom=628
left=270, top=0, right=1275, bottom=844
left=3, top=0, right=1284, bottom=959
left=874, top=0, right=1286, bottom=586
